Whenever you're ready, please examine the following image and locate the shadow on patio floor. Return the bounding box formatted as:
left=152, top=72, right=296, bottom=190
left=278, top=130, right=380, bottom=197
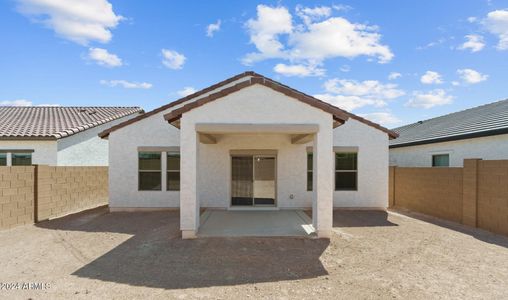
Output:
left=36, top=207, right=329, bottom=289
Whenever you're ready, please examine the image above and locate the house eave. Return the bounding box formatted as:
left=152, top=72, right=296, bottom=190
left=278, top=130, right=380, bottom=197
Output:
left=0, top=136, right=57, bottom=141
left=389, top=127, right=508, bottom=149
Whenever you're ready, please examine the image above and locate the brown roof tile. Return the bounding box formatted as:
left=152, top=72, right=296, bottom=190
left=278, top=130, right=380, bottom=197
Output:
left=0, top=106, right=143, bottom=139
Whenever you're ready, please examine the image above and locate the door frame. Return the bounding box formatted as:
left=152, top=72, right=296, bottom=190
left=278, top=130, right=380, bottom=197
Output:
left=229, top=150, right=278, bottom=208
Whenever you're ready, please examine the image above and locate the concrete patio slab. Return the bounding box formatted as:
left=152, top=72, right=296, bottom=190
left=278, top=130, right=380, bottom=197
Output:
left=198, top=210, right=315, bottom=237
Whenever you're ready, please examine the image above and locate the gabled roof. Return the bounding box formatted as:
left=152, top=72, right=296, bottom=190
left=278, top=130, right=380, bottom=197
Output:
left=99, top=71, right=398, bottom=139
left=390, top=98, right=508, bottom=148
left=0, top=106, right=143, bottom=140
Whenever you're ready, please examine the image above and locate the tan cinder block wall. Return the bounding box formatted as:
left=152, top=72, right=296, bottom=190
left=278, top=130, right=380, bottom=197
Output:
left=392, top=167, right=464, bottom=223
left=36, top=166, right=108, bottom=221
left=388, top=166, right=395, bottom=207
left=0, top=166, right=35, bottom=229
left=477, top=160, right=508, bottom=236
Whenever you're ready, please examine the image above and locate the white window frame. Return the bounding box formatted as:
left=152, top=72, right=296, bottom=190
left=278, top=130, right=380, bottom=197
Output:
left=334, top=147, right=359, bottom=191
left=0, top=150, right=34, bottom=166
left=138, top=151, right=162, bottom=191
left=431, top=153, right=450, bottom=167
left=166, top=152, right=180, bottom=191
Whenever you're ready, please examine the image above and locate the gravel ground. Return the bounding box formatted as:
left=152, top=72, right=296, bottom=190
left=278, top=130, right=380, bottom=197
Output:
left=1, top=207, right=508, bottom=299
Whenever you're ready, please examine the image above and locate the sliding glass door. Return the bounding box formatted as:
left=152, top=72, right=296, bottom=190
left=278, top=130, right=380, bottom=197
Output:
left=231, top=155, right=276, bottom=206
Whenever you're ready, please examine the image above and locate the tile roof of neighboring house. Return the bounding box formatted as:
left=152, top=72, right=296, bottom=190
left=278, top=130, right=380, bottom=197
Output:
left=390, top=98, right=508, bottom=148
left=0, top=106, right=143, bottom=140
left=99, top=71, right=398, bottom=139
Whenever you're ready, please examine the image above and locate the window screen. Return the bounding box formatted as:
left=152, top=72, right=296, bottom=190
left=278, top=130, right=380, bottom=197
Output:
left=0, top=153, right=6, bottom=166
left=335, top=152, right=357, bottom=190
left=139, top=152, right=161, bottom=190
left=11, top=153, right=32, bottom=166
left=432, top=154, right=449, bottom=167
left=167, top=153, right=180, bottom=191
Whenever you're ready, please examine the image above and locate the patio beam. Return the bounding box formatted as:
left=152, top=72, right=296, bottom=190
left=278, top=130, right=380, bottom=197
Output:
left=291, top=134, right=314, bottom=144
left=198, top=133, right=217, bottom=144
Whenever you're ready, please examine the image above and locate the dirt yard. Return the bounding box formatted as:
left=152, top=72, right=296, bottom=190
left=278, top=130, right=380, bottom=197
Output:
left=1, top=207, right=508, bottom=299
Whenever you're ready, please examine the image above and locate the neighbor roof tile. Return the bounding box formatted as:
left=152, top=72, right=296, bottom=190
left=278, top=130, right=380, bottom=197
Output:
left=0, top=106, right=143, bottom=139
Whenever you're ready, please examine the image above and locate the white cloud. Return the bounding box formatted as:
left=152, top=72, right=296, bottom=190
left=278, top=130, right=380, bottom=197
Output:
left=161, top=49, right=186, bottom=70
left=388, top=72, right=401, bottom=80
left=484, top=10, right=508, bottom=50
left=458, top=34, right=485, bottom=52
left=417, top=38, right=446, bottom=50
left=0, top=99, right=33, bottom=106
left=289, top=17, right=393, bottom=63
left=313, top=78, right=405, bottom=111
left=38, top=103, right=60, bottom=107
left=177, top=86, right=197, bottom=97
left=206, top=20, right=221, bottom=37
left=406, top=89, right=453, bottom=109
left=0, top=99, right=59, bottom=106
left=16, top=0, right=123, bottom=45
left=295, top=5, right=332, bottom=25
left=332, top=4, right=352, bottom=12
left=452, top=81, right=460, bottom=86
left=313, top=94, right=385, bottom=111
left=244, top=5, right=293, bottom=64
left=273, top=63, right=324, bottom=77
left=339, top=65, right=350, bottom=72
left=243, top=5, right=393, bottom=75
left=324, top=79, right=405, bottom=98
left=359, top=112, right=401, bottom=126
left=457, top=68, right=488, bottom=84
left=420, top=71, right=443, bottom=84
left=100, top=80, right=152, bottom=89
left=467, top=16, right=478, bottom=23
left=88, top=47, right=122, bottom=67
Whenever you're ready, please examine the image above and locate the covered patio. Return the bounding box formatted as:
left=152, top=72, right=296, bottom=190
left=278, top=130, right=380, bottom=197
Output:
left=161, top=75, right=350, bottom=240
left=198, top=210, right=315, bottom=237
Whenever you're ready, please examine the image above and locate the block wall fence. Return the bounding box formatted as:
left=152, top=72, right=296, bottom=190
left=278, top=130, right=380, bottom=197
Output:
left=0, top=166, right=108, bottom=229
left=389, top=159, right=508, bottom=236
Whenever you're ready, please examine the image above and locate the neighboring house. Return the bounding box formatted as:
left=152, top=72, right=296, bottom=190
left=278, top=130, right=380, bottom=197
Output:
left=390, top=99, right=508, bottom=167
left=0, top=106, right=143, bottom=166
left=100, top=71, right=397, bottom=239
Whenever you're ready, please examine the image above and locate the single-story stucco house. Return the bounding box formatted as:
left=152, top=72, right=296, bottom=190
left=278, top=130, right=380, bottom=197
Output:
left=390, top=99, right=508, bottom=167
left=99, top=72, right=398, bottom=239
left=0, top=106, right=143, bottom=166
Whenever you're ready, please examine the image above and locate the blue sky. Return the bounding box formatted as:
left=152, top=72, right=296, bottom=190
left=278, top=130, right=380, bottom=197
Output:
left=1, top=0, right=507, bottom=128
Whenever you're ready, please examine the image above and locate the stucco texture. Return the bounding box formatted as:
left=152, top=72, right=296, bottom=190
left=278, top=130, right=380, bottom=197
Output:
left=107, top=84, right=390, bottom=210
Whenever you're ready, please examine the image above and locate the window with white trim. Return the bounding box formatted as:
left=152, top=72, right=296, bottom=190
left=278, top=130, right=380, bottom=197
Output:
left=138, top=152, right=162, bottom=191
left=11, top=153, right=32, bottom=166
left=335, top=152, right=358, bottom=191
left=166, top=153, right=180, bottom=191
left=432, top=154, right=449, bottom=167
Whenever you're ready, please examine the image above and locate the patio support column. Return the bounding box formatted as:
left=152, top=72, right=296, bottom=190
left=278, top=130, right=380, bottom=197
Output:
left=312, top=125, right=334, bottom=238
left=180, top=119, right=199, bottom=239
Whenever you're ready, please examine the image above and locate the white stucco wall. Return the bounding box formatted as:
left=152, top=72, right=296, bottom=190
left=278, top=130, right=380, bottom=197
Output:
left=108, top=110, right=182, bottom=208
left=56, top=114, right=140, bottom=166
left=107, top=83, right=390, bottom=210
left=0, top=140, right=57, bottom=165
left=389, top=133, right=508, bottom=167
left=332, top=119, right=389, bottom=208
